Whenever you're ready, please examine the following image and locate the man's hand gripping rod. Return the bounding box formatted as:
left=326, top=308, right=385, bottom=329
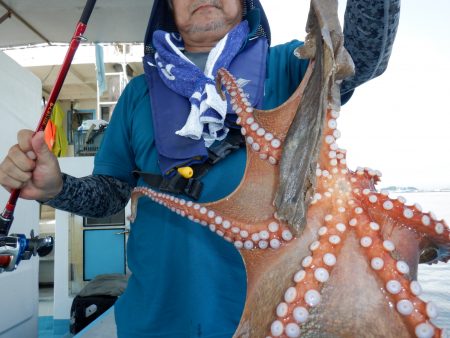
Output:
left=0, top=0, right=97, bottom=272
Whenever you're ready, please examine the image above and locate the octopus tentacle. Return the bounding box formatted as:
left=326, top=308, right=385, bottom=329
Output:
left=352, top=209, right=442, bottom=338
left=217, top=69, right=283, bottom=165
left=268, top=213, right=350, bottom=338
left=357, top=190, right=450, bottom=262
left=130, top=187, right=294, bottom=250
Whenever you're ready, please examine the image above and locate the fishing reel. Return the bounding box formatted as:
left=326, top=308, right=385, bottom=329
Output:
left=0, top=229, right=54, bottom=273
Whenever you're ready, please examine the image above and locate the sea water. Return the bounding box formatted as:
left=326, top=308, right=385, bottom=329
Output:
left=390, top=191, right=450, bottom=332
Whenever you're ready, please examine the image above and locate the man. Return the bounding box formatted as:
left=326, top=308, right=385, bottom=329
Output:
left=0, top=0, right=399, bottom=336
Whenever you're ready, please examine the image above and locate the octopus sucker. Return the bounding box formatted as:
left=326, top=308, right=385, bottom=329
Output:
left=130, top=1, right=449, bottom=336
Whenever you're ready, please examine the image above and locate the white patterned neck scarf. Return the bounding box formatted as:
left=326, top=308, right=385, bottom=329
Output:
left=151, top=21, right=250, bottom=147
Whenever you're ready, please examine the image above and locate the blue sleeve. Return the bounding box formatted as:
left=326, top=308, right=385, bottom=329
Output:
left=93, top=76, right=149, bottom=186
left=264, top=40, right=309, bottom=110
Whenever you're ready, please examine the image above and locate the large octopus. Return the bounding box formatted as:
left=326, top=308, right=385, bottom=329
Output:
left=130, top=1, right=450, bottom=337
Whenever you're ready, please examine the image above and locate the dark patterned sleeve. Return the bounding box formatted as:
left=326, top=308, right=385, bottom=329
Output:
left=341, top=0, right=401, bottom=102
left=43, top=173, right=132, bottom=218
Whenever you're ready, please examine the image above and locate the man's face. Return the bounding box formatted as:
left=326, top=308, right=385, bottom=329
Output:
left=171, top=0, right=243, bottom=50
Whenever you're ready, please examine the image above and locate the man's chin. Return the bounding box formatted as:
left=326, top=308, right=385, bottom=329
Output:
left=188, top=20, right=226, bottom=34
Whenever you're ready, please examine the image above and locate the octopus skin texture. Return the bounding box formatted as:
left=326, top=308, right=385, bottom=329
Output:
left=129, top=1, right=450, bottom=337
left=131, top=67, right=449, bottom=337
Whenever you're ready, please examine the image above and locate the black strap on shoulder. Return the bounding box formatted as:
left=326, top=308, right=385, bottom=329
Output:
left=134, top=129, right=244, bottom=200
left=207, top=129, right=244, bottom=165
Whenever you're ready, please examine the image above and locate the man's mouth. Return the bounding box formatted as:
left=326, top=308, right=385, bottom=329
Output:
left=192, top=2, right=219, bottom=14
left=194, top=5, right=214, bottom=12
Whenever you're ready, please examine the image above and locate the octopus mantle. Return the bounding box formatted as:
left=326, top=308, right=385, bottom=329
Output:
left=130, top=1, right=450, bottom=337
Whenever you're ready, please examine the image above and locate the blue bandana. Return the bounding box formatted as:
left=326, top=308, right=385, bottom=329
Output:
left=151, top=21, right=250, bottom=147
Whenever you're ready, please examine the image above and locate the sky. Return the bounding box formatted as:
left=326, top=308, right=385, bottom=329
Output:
left=260, top=0, right=450, bottom=190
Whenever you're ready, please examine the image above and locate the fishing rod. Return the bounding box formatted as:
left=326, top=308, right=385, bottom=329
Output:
left=0, top=0, right=97, bottom=272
